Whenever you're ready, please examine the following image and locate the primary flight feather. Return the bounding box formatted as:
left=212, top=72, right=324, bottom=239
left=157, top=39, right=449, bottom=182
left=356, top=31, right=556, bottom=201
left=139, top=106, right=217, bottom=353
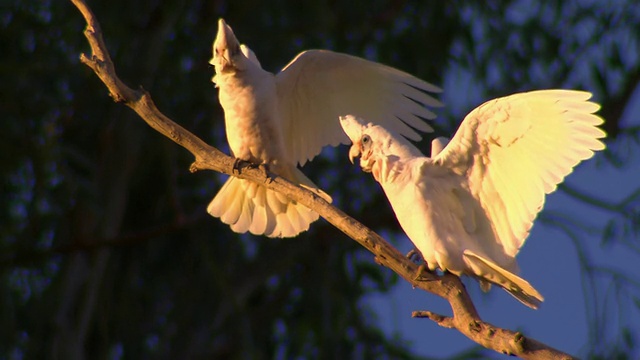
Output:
left=208, top=19, right=442, bottom=237
left=341, top=90, right=606, bottom=308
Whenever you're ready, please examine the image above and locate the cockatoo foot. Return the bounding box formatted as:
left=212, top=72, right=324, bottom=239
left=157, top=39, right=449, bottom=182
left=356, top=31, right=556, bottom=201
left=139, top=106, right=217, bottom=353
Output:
left=414, top=264, right=437, bottom=282
left=406, top=249, right=424, bottom=263
left=230, top=159, right=275, bottom=183
left=257, top=163, right=275, bottom=183
left=231, top=158, right=251, bottom=174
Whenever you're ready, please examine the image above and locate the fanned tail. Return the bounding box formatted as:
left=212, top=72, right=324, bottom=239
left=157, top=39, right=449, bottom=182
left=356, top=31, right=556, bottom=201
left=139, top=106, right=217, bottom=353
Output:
left=208, top=166, right=331, bottom=238
left=463, top=250, right=544, bottom=309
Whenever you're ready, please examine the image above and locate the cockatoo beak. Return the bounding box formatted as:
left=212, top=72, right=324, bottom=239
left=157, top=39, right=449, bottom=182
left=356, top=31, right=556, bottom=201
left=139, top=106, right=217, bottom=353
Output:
left=349, top=142, right=374, bottom=173
left=211, top=19, right=240, bottom=71
left=348, top=144, right=361, bottom=164
left=340, top=115, right=365, bottom=164
left=216, top=19, right=233, bottom=49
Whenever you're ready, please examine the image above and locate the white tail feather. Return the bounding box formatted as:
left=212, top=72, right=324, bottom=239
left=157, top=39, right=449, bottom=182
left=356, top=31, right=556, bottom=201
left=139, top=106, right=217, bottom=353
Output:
left=463, top=250, right=544, bottom=309
left=208, top=167, right=331, bottom=238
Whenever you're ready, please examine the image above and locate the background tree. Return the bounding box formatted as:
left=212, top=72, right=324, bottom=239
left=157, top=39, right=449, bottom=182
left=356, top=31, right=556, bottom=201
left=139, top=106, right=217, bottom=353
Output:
left=1, top=0, right=638, bottom=359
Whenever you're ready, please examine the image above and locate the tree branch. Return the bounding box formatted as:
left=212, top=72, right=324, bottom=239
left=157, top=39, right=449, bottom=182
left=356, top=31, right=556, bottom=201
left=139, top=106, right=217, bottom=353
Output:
left=69, top=0, right=576, bottom=358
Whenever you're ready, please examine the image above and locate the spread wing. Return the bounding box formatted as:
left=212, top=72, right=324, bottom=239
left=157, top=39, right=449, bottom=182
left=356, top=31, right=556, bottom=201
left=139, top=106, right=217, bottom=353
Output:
left=433, top=90, right=606, bottom=257
left=276, top=50, right=442, bottom=165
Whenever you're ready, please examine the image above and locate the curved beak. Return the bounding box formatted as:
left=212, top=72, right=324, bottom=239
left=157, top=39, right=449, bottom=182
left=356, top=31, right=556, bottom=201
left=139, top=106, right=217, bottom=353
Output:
left=211, top=19, right=239, bottom=69
left=348, top=144, right=361, bottom=164
left=215, top=19, right=232, bottom=51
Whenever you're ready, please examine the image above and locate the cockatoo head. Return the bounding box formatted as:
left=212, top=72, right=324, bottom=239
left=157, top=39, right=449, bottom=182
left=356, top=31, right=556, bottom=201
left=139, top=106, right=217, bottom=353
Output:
left=340, top=115, right=423, bottom=173
left=210, top=19, right=253, bottom=75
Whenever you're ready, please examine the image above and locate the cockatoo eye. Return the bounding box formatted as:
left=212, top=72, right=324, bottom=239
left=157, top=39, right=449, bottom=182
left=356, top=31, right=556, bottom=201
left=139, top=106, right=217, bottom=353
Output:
left=361, top=134, right=372, bottom=149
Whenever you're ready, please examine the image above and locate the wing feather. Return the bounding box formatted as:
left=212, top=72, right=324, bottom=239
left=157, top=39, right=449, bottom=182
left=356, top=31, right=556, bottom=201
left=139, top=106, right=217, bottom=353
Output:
left=276, top=50, right=442, bottom=165
left=434, top=90, right=605, bottom=257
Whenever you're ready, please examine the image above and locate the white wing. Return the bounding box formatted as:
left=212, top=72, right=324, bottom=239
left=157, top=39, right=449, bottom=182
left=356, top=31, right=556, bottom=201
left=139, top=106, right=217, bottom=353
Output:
left=433, top=90, right=606, bottom=257
left=276, top=50, right=442, bottom=165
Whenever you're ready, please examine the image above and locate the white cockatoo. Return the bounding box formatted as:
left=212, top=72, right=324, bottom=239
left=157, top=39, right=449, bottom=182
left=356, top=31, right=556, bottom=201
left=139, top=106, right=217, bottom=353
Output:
left=208, top=19, right=442, bottom=237
left=341, top=90, right=606, bottom=309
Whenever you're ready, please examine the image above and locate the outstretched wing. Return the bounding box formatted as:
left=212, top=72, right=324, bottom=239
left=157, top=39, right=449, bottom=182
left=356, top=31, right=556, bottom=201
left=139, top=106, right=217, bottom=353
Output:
left=433, top=90, right=606, bottom=257
left=276, top=50, right=442, bottom=165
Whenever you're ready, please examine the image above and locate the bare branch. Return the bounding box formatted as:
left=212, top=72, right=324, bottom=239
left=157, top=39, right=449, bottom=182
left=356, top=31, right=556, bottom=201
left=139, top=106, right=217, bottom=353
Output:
left=69, top=0, right=577, bottom=358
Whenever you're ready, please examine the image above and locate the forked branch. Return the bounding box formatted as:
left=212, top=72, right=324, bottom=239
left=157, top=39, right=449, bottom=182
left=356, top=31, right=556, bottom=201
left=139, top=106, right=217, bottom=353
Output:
left=70, top=1, right=575, bottom=358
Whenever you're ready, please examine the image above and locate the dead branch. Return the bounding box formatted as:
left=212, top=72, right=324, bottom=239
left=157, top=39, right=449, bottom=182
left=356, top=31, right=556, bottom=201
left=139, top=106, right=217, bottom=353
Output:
left=69, top=0, right=576, bottom=358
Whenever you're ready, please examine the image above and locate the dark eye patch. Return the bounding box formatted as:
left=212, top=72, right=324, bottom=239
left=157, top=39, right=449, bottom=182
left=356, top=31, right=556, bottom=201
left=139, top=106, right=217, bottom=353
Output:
left=362, top=134, right=371, bottom=145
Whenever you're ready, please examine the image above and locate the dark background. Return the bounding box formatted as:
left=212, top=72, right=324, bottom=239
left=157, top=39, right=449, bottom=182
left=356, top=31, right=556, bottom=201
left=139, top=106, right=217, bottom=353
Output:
left=2, top=1, right=639, bottom=359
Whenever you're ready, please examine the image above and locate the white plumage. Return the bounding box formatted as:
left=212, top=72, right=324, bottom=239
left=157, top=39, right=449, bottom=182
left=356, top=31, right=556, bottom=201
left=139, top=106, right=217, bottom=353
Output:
left=208, top=19, right=441, bottom=237
left=341, top=90, right=606, bottom=308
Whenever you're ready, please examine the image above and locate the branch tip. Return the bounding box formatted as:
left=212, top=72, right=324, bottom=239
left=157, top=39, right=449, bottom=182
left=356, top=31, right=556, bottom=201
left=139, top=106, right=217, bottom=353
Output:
left=79, top=53, right=91, bottom=66
left=412, top=310, right=455, bottom=328
left=189, top=161, right=205, bottom=173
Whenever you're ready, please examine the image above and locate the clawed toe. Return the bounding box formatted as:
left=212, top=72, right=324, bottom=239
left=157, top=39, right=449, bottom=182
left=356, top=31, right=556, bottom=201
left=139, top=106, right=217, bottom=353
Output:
left=232, top=158, right=249, bottom=174
left=406, top=249, right=423, bottom=263
left=258, top=164, right=275, bottom=183
left=231, top=159, right=275, bottom=183
left=413, top=264, right=436, bottom=282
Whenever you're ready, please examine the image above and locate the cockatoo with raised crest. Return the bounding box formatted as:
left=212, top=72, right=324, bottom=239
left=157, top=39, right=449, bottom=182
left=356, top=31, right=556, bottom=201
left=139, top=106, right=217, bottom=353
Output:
left=208, top=19, right=442, bottom=237
left=341, top=90, right=606, bottom=308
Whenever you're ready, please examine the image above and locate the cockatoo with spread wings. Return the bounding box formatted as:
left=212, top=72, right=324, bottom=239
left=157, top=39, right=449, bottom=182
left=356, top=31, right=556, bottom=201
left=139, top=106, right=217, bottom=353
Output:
left=341, top=90, right=606, bottom=308
left=208, top=19, right=442, bottom=237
